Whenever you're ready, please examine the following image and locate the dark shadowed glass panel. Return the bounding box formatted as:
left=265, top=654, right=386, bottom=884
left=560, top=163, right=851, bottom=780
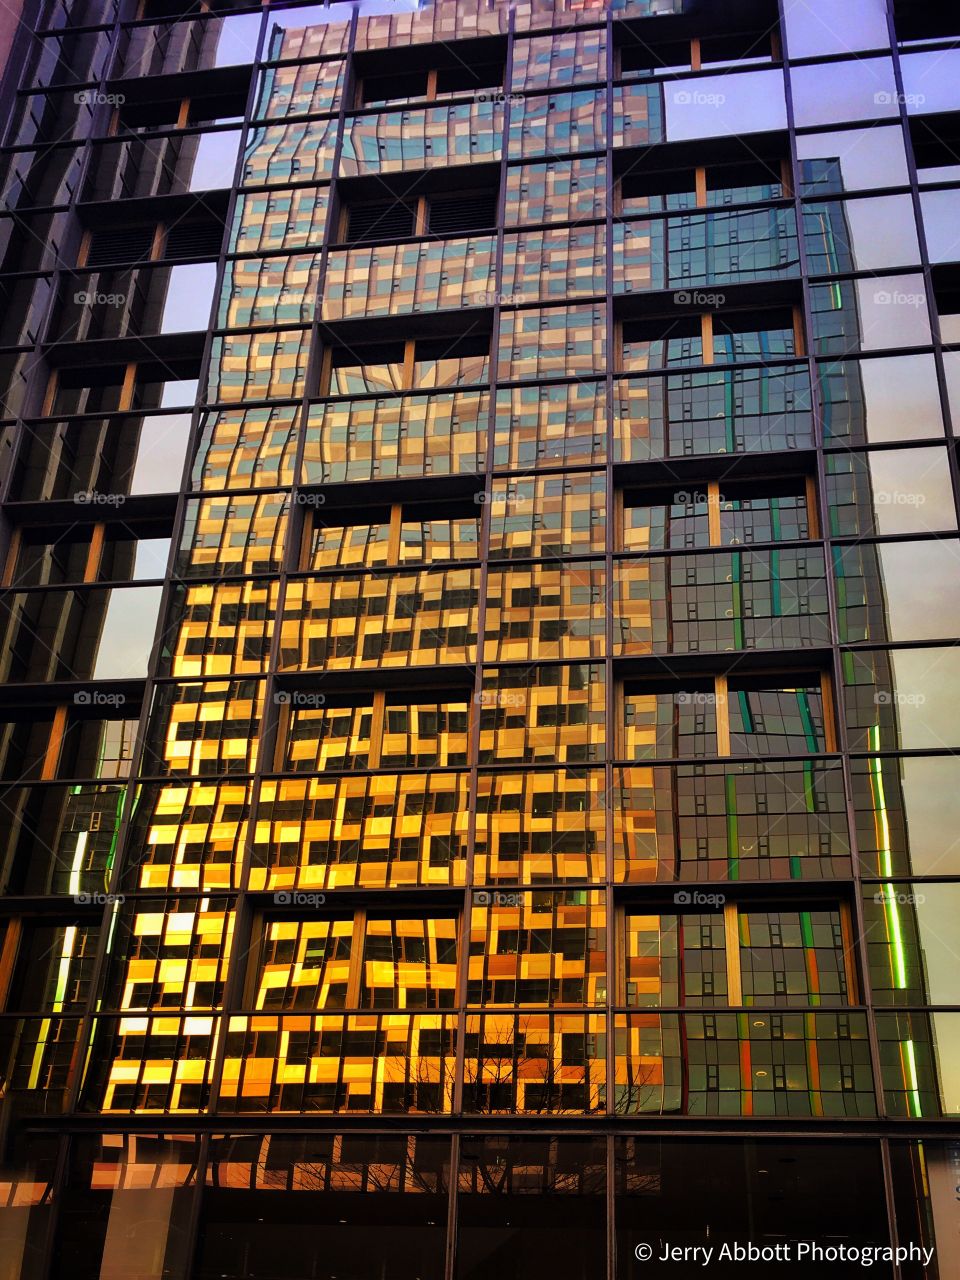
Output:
left=196, top=1134, right=450, bottom=1280
left=456, top=1136, right=606, bottom=1280
left=615, top=1139, right=888, bottom=1277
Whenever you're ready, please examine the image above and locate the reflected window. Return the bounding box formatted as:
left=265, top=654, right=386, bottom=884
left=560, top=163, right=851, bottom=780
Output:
left=468, top=890, right=606, bottom=1008
left=305, top=498, right=479, bottom=569
left=277, top=690, right=470, bottom=771
left=625, top=912, right=727, bottom=1006
left=797, top=126, right=909, bottom=194
left=196, top=1135, right=449, bottom=1280
left=477, top=663, right=605, bottom=765
left=323, top=335, right=490, bottom=395
left=456, top=1137, right=606, bottom=1280
left=51, top=1135, right=200, bottom=1280
left=728, top=677, right=828, bottom=755
left=825, top=446, right=957, bottom=536
left=740, top=908, right=850, bottom=1007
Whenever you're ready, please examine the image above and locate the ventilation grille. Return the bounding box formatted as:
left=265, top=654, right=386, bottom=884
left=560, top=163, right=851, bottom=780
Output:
left=85, top=225, right=155, bottom=267
left=347, top=200, right=416, bottom=243
left=429, top=192, right=498, bottom=236
left=164, top=219, right=224, bottom=259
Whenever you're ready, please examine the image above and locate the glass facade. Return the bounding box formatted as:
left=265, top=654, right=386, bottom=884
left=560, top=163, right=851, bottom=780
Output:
left=0, top=0, right=959, bottom=1275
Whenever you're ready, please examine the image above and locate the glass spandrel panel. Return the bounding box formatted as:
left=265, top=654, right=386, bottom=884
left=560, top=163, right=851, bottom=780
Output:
left=901, top=51, right=960, bottom=115
left=791, top=58, right=899, bottom=127
left=835, top=539, right=960, bottom=644
left=783, top=0, right=890, bottom=57
left=852, top=754, right=960, bottom=877
left=664, top=70, right=787, bottom=140
left=842, top=646, right=960, bottom=751
left=819, top=355, right=945, bottom=443
left=824, top=447, right=957, bottom=535
left=797, top=126, right=909, bottom=194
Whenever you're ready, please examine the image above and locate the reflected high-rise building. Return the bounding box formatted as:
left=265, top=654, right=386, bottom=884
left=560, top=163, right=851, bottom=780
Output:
left=0, top=1, right=959, bottom=1277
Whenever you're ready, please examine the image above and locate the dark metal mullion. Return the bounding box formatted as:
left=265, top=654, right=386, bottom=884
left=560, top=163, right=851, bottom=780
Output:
left=886, top=9, right=960, bottom=517
left=451, top=12, right=517, bottom=1134
left=602, top=10, right=617, bottom=1184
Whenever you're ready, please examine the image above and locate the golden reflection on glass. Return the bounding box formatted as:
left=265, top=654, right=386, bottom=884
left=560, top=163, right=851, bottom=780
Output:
left=207, top=329, right=312, bottom=402
left=463, top=1012, right=606, bottom=1113
left=323, top=238, right=496, bottom=319
left=478, top=663, right=605, bottom=764
left=124, top=781, right=251, bottom=891
left=468, top=890, right=606, bottom=1007
left=483, top=562, right=606, bottom=662
left=108, top=900, right=235, bottom=1012
left=251, top=773, right=470, bottom=891
left=474, top=769, right=606, bottom=884
left=488, top=473, right=605, bottom=559
left=304, top=393, right=488, bottom=483
left=143, top=680, right=264, bottom=777
left=229, top=187, right=329, bottom=254
left=219, top=1013, right=457, bottom=1113
left=280, top=569, right=480, bottom=670
left=165, top=580, right=278, bottom=678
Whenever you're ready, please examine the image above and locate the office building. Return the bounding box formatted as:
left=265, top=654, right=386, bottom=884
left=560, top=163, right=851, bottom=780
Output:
left=0, top=0, right=958, bottom=1275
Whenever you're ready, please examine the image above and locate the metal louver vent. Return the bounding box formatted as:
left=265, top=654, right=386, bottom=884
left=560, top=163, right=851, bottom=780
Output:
left=347, top=200, right=417, bottom=244
left=429, top=192, right=498, bottom=236
left=164, top=219, right=225, bottom=259
left=85, top=225, right=155, bottom=267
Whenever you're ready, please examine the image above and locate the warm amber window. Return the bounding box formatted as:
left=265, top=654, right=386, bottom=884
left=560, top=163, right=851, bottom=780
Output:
left=251, top=913, right=458, bottom=1013
left=254, top=918, right=354, bottom=1010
